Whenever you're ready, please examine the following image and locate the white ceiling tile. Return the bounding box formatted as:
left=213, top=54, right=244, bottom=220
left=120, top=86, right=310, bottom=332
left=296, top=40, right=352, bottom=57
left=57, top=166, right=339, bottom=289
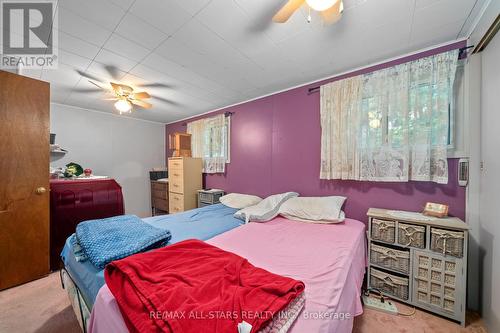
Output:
left=129, top=0, right=192, bottom=35
left=103, top=34, right=151, bottom=62
left=172, top=19, right=252, bottom=69
left=57, top=7, right=113, bottom=47
left=235, top=0, right=311, bottom=44
left=412, top=0, right=476, bottom=31
left=173, top=0, right=211, bottom=16
left=108, top=0, right=135, bottom=11
left=58, top=31, right=101, bottom=60
left=195, top=0, right=277, bottom=58
left=410, top=19, right=465, bottom=49
left=58, top=50, right=93, bottom=70
left=58, top=0, right=126, bottom=31
left=42, top=64, right=81, bottom=88
left=115, top=13, right=169, bottom=49
left=94, top=49, right=139, bottom=73
left=86, top=61, right=127, bottom=82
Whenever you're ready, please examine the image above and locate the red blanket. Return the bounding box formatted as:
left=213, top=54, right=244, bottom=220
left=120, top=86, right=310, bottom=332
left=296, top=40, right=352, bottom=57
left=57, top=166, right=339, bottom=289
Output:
left=105, top=239, right=305, bottom=333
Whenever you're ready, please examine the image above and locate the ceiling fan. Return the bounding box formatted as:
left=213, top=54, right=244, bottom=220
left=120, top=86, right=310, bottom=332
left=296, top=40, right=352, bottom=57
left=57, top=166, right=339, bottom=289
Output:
left=74, top=66, right=180, bottom=114
left=97, top=81, right=152, bottom=114
left=273, top=0, right=344, bottom=24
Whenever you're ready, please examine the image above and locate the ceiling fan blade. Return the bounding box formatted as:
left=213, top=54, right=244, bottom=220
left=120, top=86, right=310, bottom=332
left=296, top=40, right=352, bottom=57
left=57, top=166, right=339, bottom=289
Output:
left=72, top=87, right=102, bottom=93
left=131, top=91, right=151, bottom=100
left=272, top=0, right=305, bottom=23
left=88, top=80, right=108, bottom=91
left=104, top=65, right=122, bottom=80
left=76, top=70, right=104, bottom=83
left=153, top=95, right=180, bottom=106
left=131, top=99, right=152, bottom=109
left=110, top=82, right=133, bottom=93
left=320, top=0, right=343, bottom=24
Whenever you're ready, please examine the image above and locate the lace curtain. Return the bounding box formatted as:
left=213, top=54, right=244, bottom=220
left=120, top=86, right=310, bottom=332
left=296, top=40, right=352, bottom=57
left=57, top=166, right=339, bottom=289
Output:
left=320, top=49, right=458, bottom=184
left=187, top=114, right=229, bottom=173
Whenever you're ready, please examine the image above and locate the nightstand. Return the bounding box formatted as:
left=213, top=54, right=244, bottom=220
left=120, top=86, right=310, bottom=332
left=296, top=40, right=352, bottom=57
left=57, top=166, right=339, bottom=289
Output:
left=366, top=208, right=469, bottom=326
left=197, top=189, right=225, bottom=208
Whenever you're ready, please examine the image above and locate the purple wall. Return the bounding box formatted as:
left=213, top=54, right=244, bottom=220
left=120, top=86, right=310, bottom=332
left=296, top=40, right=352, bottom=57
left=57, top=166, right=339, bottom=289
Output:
left=166, top=41, right=466, bottom=223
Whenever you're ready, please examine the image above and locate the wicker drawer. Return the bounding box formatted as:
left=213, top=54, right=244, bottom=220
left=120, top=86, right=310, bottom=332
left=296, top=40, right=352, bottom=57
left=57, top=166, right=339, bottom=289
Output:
left=370, top=243, right=410, bottom=274
left=168, top=158, right=183, bottom=170
left=153, top=198, right=168, bottom=212
left=151, top=182, right=167, bottom=192
left=431, top=228, right=464, bottom=258
left=152, top=188, right=167, bottom=199
left=397, top=223, right=426, bottom=248
left=370, top=267, right=409, bottom=300
left=371, top=219, right=396, bottom=243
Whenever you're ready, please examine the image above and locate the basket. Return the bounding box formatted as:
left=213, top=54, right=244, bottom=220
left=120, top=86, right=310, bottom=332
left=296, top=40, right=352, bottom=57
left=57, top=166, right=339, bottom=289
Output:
left=370, top=243, right=410, bottom=274
left=371, top=219, right=396, bottom=243
left=431, top=228, right=464, bottom=257
left=398, top=223, right=426, bottom=248
left=370, top=268, right=409, bottom=300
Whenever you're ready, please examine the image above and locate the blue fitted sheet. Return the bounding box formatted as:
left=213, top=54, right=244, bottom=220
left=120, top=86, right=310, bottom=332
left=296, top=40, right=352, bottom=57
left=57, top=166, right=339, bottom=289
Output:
left=60, top=204, right=241, bottom=307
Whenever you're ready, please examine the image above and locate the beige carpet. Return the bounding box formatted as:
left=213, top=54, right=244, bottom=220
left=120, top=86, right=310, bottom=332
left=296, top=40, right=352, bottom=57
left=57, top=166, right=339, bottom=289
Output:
left=0, top=272, right=488, bottom=333
left=0, top=272, right=80, bottom=333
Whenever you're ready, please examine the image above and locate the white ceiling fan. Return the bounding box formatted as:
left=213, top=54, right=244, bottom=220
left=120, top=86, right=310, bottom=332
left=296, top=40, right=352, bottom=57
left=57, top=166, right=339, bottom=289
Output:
left=273, top=0, right=344, bottom=24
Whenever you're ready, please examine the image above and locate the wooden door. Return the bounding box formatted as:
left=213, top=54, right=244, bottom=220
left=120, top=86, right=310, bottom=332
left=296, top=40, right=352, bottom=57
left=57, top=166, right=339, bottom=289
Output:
left=0, top=70, right=50, bottom=290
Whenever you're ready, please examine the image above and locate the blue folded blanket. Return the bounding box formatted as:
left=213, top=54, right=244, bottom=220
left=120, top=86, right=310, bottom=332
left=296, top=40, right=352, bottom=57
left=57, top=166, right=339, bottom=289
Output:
left=74, top=215, right=171, bottom=269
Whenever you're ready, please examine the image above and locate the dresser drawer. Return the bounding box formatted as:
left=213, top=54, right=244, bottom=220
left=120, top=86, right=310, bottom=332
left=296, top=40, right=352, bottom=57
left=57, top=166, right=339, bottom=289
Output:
left=152, top=188, right=167, bottom=200
left=370, top=267, right=409, bottom=300
left=169, top=177, right=184, bottom=193
left=430, top=228, right=464, bottom=258
left=370, top=243, right=410, bottom=274
left=168, top=158, right=184, bottom=170
left=397, top=223, right=426, bottom=248
left=151, top=181, right=167, bottom=192
left=169, top=193, right=184, bottom=213
left=169, top=168, right=183, bottom=181
left=371, top=219, right=396, bottom=243
left=153, top=198, right=168, bottom=212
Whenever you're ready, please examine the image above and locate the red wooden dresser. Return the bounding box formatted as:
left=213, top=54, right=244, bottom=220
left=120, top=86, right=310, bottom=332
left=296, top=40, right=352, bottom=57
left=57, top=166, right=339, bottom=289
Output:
left=49, top=178, right=124, bottom=270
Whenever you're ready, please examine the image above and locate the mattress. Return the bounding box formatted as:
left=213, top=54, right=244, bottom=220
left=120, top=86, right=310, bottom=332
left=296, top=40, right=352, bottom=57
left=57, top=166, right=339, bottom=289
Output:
left=60, top=203, right=241, bottom=307
left=88, top=217, right=367, bottom=333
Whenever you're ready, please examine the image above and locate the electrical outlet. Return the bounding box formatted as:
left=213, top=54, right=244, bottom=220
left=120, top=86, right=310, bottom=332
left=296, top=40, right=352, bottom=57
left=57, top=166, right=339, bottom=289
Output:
left=362, top=295, right=398, bottom=315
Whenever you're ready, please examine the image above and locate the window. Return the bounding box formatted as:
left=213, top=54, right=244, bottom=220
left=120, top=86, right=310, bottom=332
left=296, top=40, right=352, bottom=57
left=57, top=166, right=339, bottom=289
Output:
left=320, top=49, right=459, bottom=184
left=187, top=114, right=230, bottom=173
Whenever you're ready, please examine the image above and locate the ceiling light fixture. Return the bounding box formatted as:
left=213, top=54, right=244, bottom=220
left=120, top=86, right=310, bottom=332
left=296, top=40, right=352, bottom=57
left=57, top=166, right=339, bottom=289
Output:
left=305, top=0, right=337, bottom=11
left=114, top=99, right=132, bottom=114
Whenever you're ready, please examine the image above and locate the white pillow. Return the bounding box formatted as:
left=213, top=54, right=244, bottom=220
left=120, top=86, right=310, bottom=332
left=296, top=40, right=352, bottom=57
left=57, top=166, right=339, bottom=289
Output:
left=278, top=196, right=346, bottom=224
left=219, top=193, right=263, bottom=209
left=234, top=192, right=299, bottom=223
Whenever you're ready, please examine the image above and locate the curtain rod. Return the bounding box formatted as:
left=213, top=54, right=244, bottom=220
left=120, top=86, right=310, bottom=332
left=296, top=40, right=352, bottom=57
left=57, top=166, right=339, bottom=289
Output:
left=181, top=111, right=233, bottom=126
left=307, top=45, right=473, bottom=94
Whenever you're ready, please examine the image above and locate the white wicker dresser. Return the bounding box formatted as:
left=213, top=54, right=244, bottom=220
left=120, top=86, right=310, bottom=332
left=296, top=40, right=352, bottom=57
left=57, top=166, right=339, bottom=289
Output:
left=366, top=208, right=469, bottom=326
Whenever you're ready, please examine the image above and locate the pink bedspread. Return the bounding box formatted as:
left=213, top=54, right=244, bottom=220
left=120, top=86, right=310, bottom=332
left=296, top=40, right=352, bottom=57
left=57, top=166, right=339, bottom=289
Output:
left=89, top=217, right=367, bottom=333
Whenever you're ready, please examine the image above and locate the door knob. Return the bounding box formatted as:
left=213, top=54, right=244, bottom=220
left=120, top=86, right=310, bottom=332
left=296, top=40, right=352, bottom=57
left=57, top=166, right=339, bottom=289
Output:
left=35, top=187, right=47, bottom=195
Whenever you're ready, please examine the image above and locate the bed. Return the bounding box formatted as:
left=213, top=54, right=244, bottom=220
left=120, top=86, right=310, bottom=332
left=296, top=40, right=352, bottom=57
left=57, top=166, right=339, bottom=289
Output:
left=88, top=216, right=367, bottom=333
left=60, top=203, right=243, bottom=329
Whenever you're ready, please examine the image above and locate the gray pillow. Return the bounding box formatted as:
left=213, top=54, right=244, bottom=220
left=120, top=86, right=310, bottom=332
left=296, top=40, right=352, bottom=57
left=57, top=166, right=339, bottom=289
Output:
left=234, top=192, right=299, bottom=223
